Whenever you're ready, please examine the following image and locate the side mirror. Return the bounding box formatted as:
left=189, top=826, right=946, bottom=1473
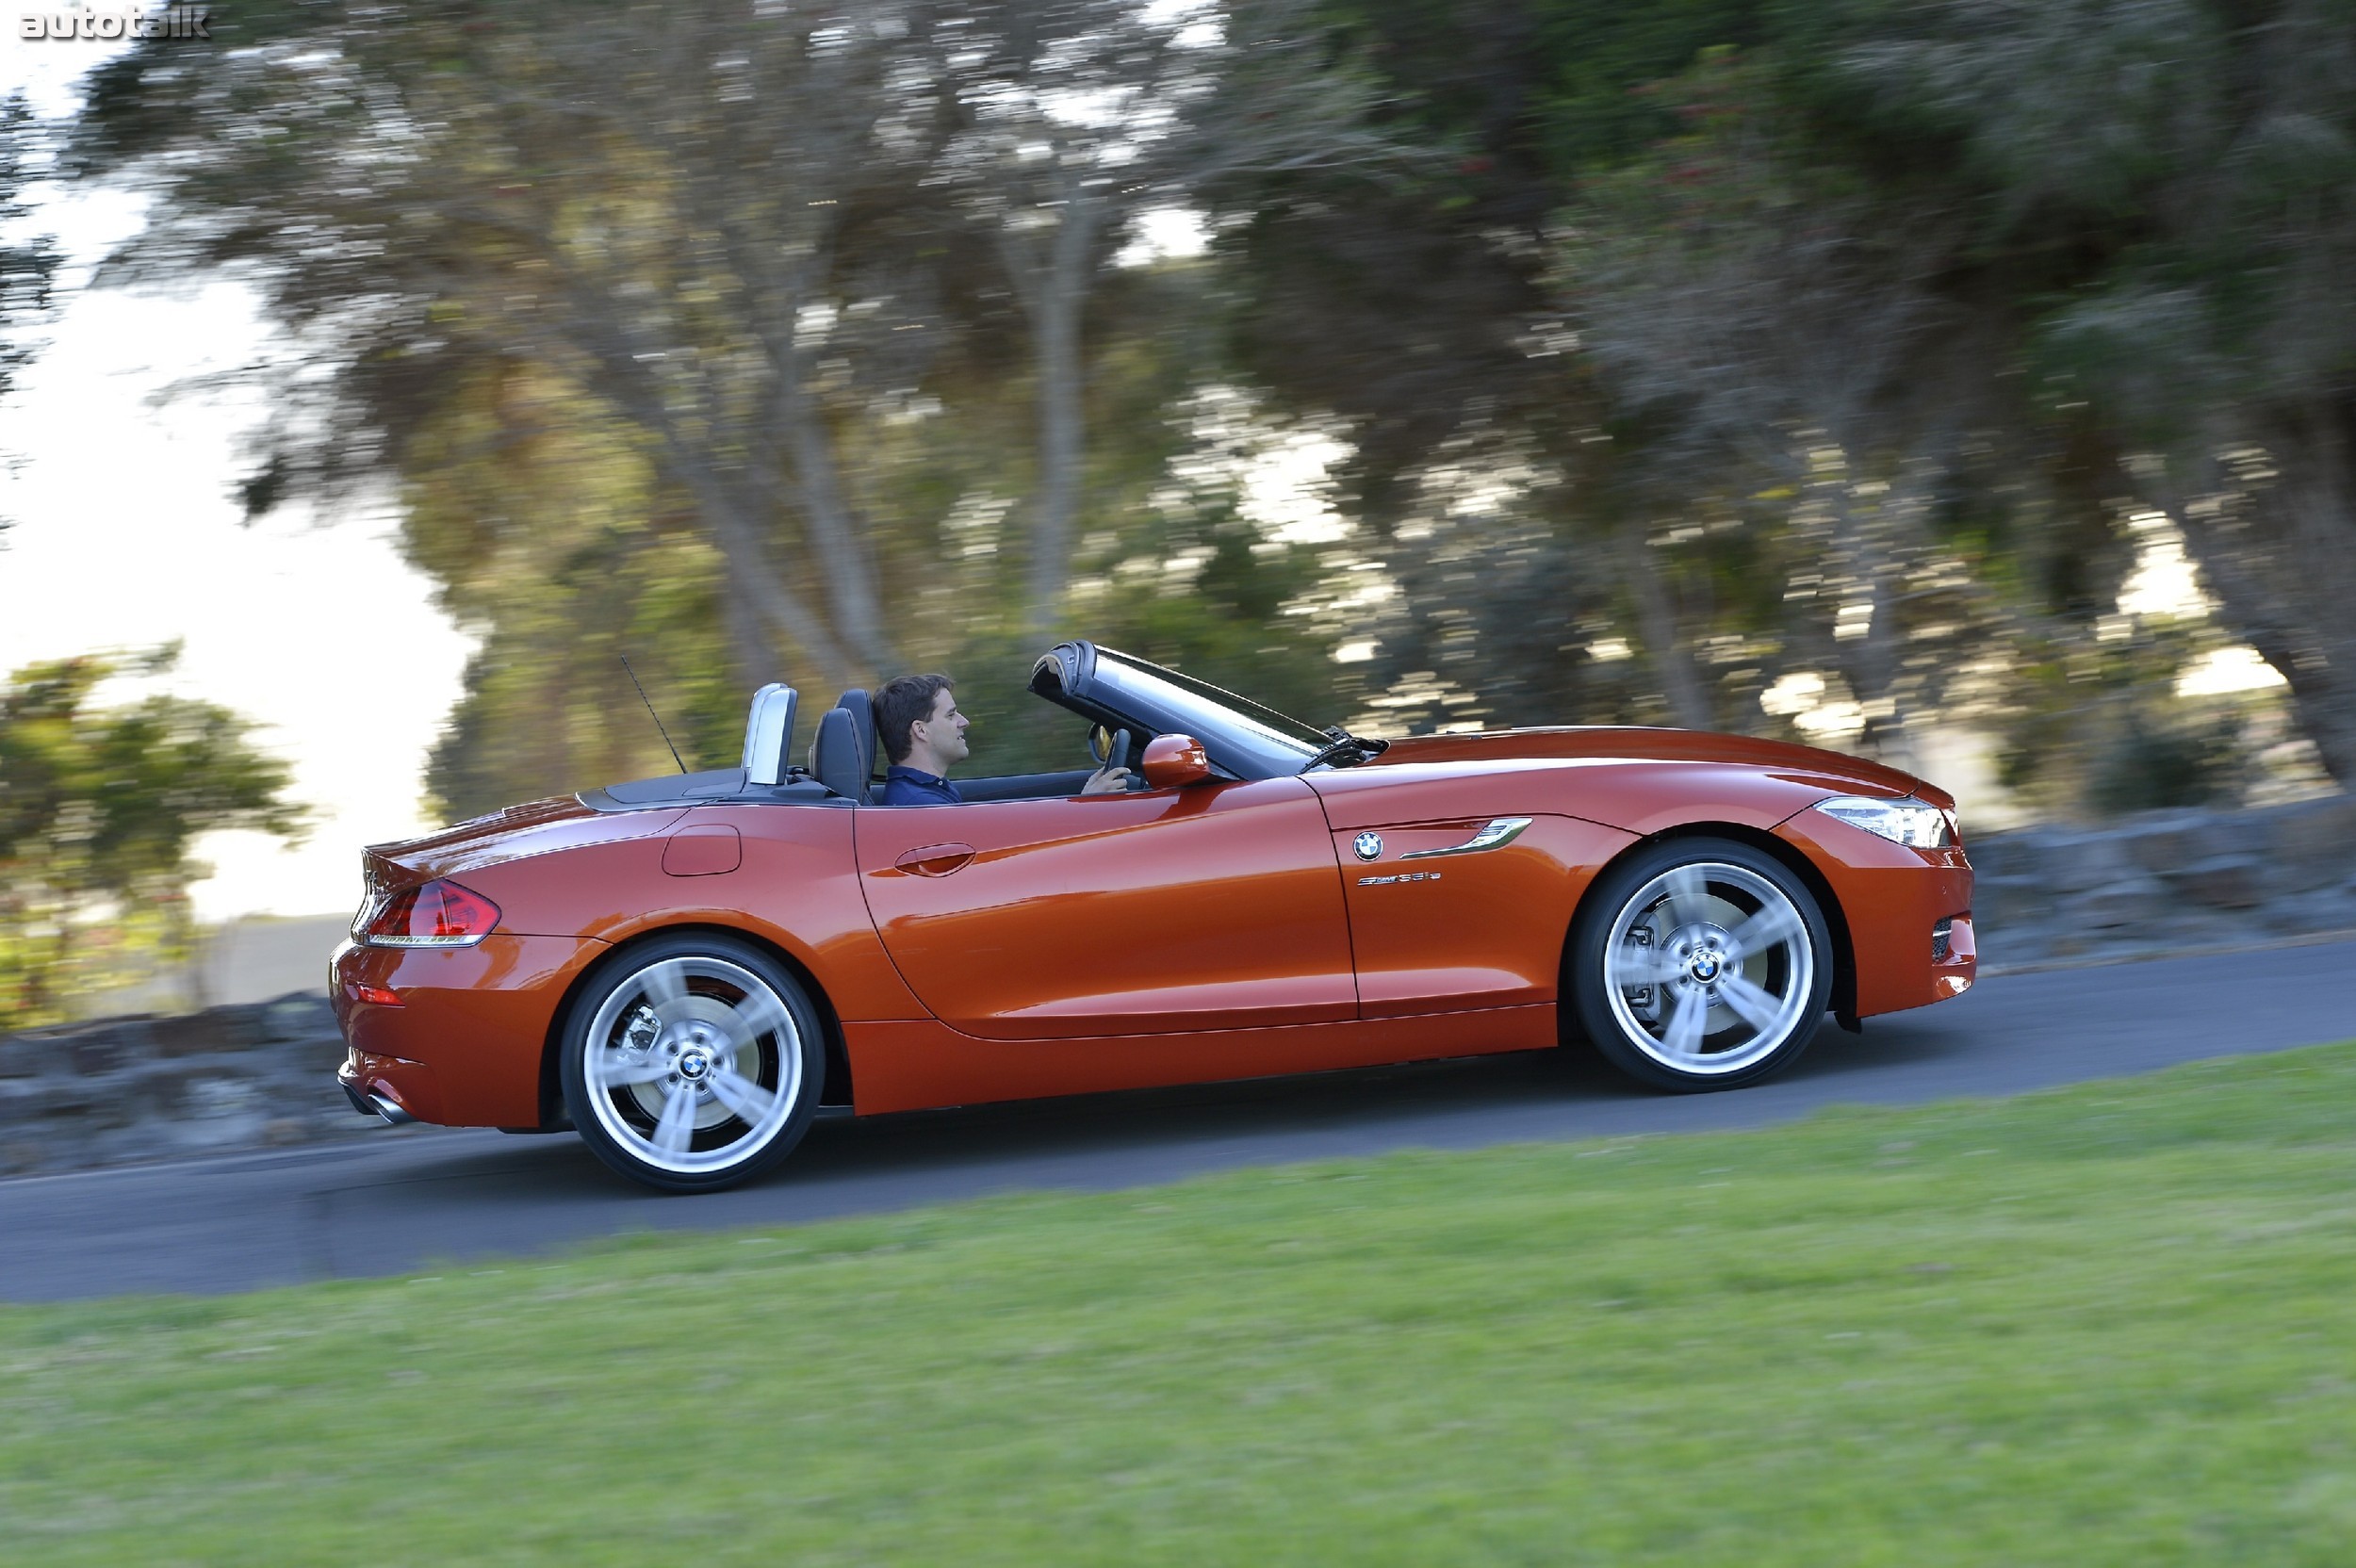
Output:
left=1140, top=733, right=1213, bottom=790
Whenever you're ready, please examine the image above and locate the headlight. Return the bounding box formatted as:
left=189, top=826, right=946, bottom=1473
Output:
left=1811, top=794, right=1955, bottom=849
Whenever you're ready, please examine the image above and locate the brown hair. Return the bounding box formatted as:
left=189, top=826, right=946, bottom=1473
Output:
left=871, top=673, right=955, bottom=765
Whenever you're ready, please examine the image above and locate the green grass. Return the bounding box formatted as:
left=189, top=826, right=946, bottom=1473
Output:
left=7, top=1049, right=2356, bottom=1565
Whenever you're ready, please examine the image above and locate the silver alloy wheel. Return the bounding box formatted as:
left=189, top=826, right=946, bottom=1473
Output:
left=1600, top=860, right=1816, bottom=1077
left=581, top=955, right=802, bottom=1177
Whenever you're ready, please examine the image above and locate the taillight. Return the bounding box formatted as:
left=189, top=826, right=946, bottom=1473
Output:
left=362, top=879, right=501, bottom=947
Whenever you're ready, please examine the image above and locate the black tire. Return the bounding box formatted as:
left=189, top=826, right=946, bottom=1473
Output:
left=560, top=932, right=826, bottom=1192
left=1569, top=836, right=1833, bottom=1092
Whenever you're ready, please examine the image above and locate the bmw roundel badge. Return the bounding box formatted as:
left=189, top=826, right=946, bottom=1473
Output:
left=1353, top=831, right=1383, bottom=861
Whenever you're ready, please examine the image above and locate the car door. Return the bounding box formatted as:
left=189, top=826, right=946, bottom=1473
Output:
left=1308, top=776, right=1640, bottom=1019
left=855, top=776, right=1357, bottom=1039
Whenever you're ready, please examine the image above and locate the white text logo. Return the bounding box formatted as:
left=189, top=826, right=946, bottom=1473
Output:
left=18, top=7, right=211, bottom=41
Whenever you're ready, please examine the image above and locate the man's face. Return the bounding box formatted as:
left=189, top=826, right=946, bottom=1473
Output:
left=908, top=685, right=970, bottom=770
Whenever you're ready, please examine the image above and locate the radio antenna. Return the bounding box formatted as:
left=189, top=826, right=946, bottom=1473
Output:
left=621, top=654, right=688, bottom=774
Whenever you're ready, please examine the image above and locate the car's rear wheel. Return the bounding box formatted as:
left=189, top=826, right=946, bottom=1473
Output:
left=561, top=934, right=824, bottom=1192
left=1570, top=837, right=1832, bottom=1091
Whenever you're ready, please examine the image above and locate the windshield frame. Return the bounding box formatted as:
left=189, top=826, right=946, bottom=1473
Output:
left=1027, top=642, right=1329, bottom=782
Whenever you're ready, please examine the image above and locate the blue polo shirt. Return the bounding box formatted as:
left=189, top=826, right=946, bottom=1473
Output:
left=879, top=765, right=963, bottom=807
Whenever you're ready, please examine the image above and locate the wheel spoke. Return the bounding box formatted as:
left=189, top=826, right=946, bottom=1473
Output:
left=1661, top=864, right=1708, bottom=925
left=1718, top=973, right=1785, bottom=1034
left=1661, top=987, right=1709, bottom=1058
left=638, top=959, right=694, bottom=1024
left=649, top=1083, right=699, bottom=1154
left=707, top=1064, right=779, bottom=1125
left=597, top=1051, right=671, bottom=1087
left=1612, top=941, right=1684, bottom=987
left=714, top=990, right=792, bottom=1054
left=1726, top=903, right=1801, bottom=960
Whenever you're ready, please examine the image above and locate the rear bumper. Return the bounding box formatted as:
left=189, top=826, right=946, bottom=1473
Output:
left=336, top=1047, right=440, bottom=1123
left=330, top=933, right=608, bottom=1126
left=336, top=1065, right=417, bottom=1125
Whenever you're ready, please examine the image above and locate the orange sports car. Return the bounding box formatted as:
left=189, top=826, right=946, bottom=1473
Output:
left=333, top=642, right=1974, bottom=1191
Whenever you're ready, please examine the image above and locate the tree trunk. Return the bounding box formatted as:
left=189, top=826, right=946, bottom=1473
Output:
left=771, top=360, right=898, bottom=679
left=1825, top=482, right=1914, bottom=774
left=1618, top=525, right=1712, bottom=729
left=1006, top=180, right=1106, bottom=645
left=2155, top=402, right=2356, bottom=786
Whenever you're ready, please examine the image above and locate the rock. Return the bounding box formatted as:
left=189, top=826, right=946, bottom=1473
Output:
left=2036, top=831, right=2136, bottom=894
left=159, top=1008, right=247, bottom=1057
left=259, top=993, right=336, bottom=1044
left=2066, top=874, right=2170, bottom=928
left=1967, top=874, right=2048, bottom=931
left=1961, top=832, right=2034, bottom=880
left=70, top=1037, right=126, bottom=1075
left=2169, top=853, right=2266, bottom=909
left=2264, top=797, right=2356, bottom=893
left=2119, top=810, right=2263, bottom=876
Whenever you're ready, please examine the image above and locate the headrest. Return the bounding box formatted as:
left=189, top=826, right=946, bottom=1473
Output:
left=810, top=706, right=866, bottom=803
left=740, top=683, right=798, bottom=787
left=835, top=688, right=877, bottom=780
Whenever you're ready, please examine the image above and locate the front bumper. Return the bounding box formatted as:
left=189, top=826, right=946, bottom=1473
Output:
left=1774, top=815, right=1976, bottom=1019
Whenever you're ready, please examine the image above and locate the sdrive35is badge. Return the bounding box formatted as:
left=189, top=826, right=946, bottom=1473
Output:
left=1353, top=831, right=1383, bottom=861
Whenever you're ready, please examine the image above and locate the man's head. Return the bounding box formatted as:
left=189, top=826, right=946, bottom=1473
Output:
left=873, top=673, right=968, bottom=774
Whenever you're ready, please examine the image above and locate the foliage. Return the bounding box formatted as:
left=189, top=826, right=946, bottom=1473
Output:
left=1, top=91, right=62, bottom=536
left=57, top=0, right=2356, bottom=821
left=0, top=651, right=304, bottom=1027
left=8, top=1046, right=2356, bottom=1560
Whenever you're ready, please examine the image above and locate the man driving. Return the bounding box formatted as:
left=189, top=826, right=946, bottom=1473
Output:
left=872, top=673, right=1129, bottom=806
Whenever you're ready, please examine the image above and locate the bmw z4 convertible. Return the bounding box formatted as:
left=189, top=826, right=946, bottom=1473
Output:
left=333, top=641, right=1975, bottom=1191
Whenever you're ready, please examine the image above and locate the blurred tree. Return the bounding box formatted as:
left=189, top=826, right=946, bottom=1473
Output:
left=1, top=92, right=62, bottom=535
left=1810, top=0, right=2356, bottom=783
left=1557, top=51, right=2013, bottom=768
left=73, top=0, right=1401, bottom=809
left=945, top=0, right=1414, bottom=638
left=397, top=361, right=753, bottom=818
left=69, top=0, right=2356, bottom=819
left=0, top=650, right=305, bottom=1028
left=1216, top=1, right=1786, bottom=735
left=76, top=0, right=978, bottom=694
left=1225, top=0, right=2348, bottom=811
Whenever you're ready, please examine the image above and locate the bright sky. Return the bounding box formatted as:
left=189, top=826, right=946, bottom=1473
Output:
left=4, top=33, right=470, bottom=920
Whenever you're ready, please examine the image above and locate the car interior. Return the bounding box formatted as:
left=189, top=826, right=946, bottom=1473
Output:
left=805, top=678, right=1128, bottom=805
left=581, top=645, right=1207, bottom=814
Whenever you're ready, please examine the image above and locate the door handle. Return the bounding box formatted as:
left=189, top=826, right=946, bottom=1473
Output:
left=893, top=843, right=975, bottom=877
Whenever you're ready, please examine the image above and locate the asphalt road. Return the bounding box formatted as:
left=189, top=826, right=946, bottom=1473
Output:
left=7, top=939, right=2353, bottom=1302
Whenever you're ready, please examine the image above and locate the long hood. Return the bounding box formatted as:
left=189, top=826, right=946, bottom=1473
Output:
left=1364, top=727, right=1948, bottom=808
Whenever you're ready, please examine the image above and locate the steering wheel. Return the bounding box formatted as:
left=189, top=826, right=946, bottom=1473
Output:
left=1087, top=724, right=1135, bottom=778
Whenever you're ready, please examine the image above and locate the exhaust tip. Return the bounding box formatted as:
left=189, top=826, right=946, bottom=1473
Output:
left=366, top=1090, right=417, bottom=1126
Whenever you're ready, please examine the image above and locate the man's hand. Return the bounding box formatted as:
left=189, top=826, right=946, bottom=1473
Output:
left=1080, top=766, right=1131, bottom=795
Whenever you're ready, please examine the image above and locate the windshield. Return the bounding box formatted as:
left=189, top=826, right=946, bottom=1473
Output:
left=1088, top=647, right=1328, bottom=777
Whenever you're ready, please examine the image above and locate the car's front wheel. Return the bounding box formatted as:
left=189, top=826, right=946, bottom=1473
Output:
left=561, top=935, right=825, bottom=1192
left=1570, top=838, right=1833, bottom=1091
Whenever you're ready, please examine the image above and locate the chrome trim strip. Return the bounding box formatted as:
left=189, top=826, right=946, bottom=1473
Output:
left=1399, top=816, right=1534, bottom=860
